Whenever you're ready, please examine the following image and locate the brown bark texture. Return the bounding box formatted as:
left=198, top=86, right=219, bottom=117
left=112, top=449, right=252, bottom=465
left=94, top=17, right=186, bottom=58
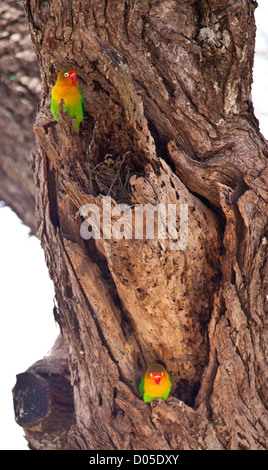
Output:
left=12, top=336, right=74, bottom=450
left=0, top=0, right=40, bottom=232
left=13, top=0, right=268, bottom=450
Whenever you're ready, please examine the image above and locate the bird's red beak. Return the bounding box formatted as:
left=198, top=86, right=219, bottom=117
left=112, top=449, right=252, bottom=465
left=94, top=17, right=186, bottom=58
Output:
left=153, top=374, right=162, bottom=385
left=70, top=72, right=77, bottom=84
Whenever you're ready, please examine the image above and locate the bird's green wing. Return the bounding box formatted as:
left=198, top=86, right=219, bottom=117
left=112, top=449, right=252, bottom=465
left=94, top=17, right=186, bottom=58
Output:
left=139, top=375, right=145, bottom=397
left=79, top=89, right=85, bottom=116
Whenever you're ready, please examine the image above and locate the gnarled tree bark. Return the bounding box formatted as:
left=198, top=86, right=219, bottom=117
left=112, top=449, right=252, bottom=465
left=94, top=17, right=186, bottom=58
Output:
left=14, top=0, right=267, bottom=450
left=0, top=0, right=40, bottom=232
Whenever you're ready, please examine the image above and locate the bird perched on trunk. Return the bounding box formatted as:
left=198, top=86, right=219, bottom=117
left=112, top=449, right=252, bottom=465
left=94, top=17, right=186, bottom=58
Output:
left=139, top=363, right=172, bottom=403
left=50, top=69, right=84, bottom=132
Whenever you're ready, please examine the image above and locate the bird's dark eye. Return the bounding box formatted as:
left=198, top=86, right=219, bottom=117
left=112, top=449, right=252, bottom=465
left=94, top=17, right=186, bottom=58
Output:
left=64, top=72, right=69, bottom=77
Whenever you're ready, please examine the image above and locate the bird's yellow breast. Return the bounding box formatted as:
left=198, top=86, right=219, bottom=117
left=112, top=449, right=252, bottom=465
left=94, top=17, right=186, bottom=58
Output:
left=51, top=83, right=81, bottom=106
left=144, top=375, right=169, bottom=397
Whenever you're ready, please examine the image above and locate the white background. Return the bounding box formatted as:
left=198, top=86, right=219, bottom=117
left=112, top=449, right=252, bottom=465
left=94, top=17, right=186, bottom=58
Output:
left=0, top=1, right=267, bottom=450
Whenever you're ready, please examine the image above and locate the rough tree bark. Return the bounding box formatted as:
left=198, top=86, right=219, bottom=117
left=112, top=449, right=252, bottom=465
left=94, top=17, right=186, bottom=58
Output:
left=0, top=0, right=40, bottom=232
left=13, top=0, right=267, bottom=450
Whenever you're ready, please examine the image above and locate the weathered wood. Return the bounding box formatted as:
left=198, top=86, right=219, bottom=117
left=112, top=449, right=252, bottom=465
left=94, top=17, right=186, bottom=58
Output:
left=13, top=336, right=74, bottom=450
left=0, top=0, right=40, bottom=232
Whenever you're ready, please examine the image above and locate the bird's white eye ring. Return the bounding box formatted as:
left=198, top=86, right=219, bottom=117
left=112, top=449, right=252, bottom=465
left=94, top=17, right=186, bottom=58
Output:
left=64, top=72, right=69, bottom=77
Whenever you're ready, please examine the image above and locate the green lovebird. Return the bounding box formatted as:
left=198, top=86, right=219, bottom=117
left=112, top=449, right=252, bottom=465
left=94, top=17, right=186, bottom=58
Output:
left=139, top=363, right=172, bottom=403
left=50, top=69, right=84, bottom=132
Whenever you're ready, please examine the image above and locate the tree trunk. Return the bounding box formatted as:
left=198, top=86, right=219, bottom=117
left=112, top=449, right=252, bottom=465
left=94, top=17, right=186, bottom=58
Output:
left=15, top=0, right=267, bottom=450
left=0, top=0, right=40, bottom=233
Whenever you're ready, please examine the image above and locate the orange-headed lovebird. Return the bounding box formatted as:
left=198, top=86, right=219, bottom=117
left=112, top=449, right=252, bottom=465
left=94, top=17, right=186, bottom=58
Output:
left=139, top=363, right=172, bottom=403
left=51, top=69, right=84, bottom=132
